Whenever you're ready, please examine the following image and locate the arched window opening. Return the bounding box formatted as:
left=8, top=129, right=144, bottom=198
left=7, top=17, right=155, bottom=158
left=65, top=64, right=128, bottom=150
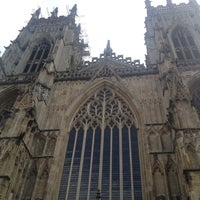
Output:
left=23, top=41, right=51, bottom=73
left=58, top=87, right=142, bottom=200
left=172, top=26, right=200, bottom=61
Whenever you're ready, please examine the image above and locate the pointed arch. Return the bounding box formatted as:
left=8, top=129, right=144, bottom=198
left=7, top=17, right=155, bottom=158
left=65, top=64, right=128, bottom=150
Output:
left=152, top=157, right=166, bottom=199
left=159, top=125, right=173, bottom=152
left=22, top=161, right=38, bottom=199
left=23, top=37, right=53, bottom=73
left=165, top=157, right=181, bottom=199
left=171, top=25, right=200, bottom=60
left=59, top=79, right=143, bottom=200
left=148, top=127, right=162, bottom=152
left=66, top=79, right=142, bottom=132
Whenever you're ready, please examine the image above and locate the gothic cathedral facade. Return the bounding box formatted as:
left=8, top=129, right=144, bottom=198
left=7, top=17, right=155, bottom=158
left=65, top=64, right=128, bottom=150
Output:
left=0, top=1, right=200, bottom=199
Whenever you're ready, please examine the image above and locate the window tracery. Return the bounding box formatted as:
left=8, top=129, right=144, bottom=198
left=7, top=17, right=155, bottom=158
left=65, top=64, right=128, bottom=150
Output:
left=23, top=41, right=51, bottom=73
left=172, top=26, right=200, bottom=61
left=59, top=87, right=142, bottom=200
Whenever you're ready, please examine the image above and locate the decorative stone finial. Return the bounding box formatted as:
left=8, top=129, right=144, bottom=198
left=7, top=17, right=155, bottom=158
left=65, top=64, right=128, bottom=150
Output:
left=31, top=8, right=41, bottom=19
left=145, top=0, right=152, bottom=8
left=51, top=7, right=58, bottom=17
left=104, top=40, right=113, bottom=57
left=70, top=4, right=77, bottom=17
left=166, top=0, right=173, bottom=5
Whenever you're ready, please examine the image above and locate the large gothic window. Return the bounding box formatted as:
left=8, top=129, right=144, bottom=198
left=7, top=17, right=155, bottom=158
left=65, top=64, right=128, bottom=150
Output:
left=23, top=41, right=51, bottom=73
left=172, top=26, right=200, bottom=60
left=58, top=87, right=142, bottom=200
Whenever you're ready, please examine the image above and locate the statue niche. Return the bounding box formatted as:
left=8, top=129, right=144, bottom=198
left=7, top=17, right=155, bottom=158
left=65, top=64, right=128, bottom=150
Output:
left=152, top=157, right=166, bottom=199
left=166, top=158, right=181, bottom=199
left=148, top=130, right=162, bottom=152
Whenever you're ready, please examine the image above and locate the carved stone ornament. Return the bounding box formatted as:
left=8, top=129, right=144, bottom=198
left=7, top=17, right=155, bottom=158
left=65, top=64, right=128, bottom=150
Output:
left=160, top=68, right=190, bottom=102
left=34, top=83, right=50, bottom=102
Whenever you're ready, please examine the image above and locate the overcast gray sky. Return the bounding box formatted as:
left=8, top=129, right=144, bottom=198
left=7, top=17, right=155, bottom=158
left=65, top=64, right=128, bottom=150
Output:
left=0, top=0, right=195, bottom=63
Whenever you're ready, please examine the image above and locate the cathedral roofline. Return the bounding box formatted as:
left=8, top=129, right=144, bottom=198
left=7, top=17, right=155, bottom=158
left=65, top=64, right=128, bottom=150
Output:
left=28, top=4, right=78, bottom=26
left=146, top=0, right=200, bottom=16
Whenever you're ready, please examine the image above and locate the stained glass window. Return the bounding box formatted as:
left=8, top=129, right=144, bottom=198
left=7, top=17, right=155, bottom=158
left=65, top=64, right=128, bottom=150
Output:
left=172, top=26, right=200, bottom=61
left=23, top=41, right=51, bottom=73
left=58, top=87, right=143, bottom=200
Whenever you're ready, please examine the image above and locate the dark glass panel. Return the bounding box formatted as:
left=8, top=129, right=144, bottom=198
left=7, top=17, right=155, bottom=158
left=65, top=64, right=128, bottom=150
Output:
left=179, top=36, right=187, bottom=47
left=79, top=128, right=93, bottom=200
left=58, top=128, right=76, bottom=200
left=37, top=62, right=44, bottom=72
left=30, top=63, right=37, bottom=73
left=68, top=128, right=84, bottom=199
left=122, top=126, right=132, bottom=199
left=172, top=38, right=180, bottom=48
left=36, top=49, right=44, bottom=59
left=176, top=50, right=184, bottom=60
left=188, top=36, right=195, bottom=46
left=193, top=49, right=200, bottom=59
left=112, top=126, right=120, bottom=199
left=102, top=126, right=111, bottom=199
left=131, top=126, right=143, bottom=200
left=29, top=48, right=37, bottom=60
left=184, top=48, right=192, bottom=59
left=43, top=45, right=50, bottom=59
left=90, top=127, right=101, bottom=199
left=23, top=64, right=30, bottom=73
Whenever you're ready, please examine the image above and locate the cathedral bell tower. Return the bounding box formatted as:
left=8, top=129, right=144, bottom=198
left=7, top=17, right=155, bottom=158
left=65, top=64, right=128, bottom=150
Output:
left=145, top=1, right=200, bottom=199
left=0, top=5, right=89, bottom=200
left=1, top=5, right=88, bottom=76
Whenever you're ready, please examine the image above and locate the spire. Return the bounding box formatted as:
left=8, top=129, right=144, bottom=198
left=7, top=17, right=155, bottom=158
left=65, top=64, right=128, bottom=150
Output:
left=31, top=8, right=41, bottom=20
left=104, top=40, right=113, bottom=57
left=50, top=7, right=58, bottom=17
left=69, top=4, right=78, bottom=17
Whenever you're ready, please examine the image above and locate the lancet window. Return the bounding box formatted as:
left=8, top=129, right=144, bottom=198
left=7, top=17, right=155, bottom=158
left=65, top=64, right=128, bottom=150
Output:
left=172, top=26, right=200, bottom=60
left=23, top=41, right=51, bottom=73
left=58, top=87, right=142, bottom=200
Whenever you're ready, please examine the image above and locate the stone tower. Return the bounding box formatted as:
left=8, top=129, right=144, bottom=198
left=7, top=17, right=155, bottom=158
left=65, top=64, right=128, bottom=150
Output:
left=0, top=1, right=199, bottom=200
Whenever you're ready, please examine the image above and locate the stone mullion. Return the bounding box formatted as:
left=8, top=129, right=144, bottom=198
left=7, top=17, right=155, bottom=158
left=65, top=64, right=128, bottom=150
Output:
left=65, top=129, right=78, bottom=199
left=76, top=124, right=88, bottom=200
left=35, top=47, right=46, bottom=72
left=128, top=126, right=134, bottom=199
left=87, top=127, right=95, bottom=200
left=28, top=47, right=38, bottom=73
left=109, top=127, right=113, bottom=200
left=98, top=97, right=105, bottom=191
left=119, top=122, right=123, bottom=200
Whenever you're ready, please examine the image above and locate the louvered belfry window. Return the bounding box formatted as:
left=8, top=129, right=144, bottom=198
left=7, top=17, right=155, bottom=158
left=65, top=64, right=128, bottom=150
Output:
left=23, top=41, right=51, bottom=73
left=58, top=87, right=143, bottom=200
left=172, top=26, right=200, bottom=60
